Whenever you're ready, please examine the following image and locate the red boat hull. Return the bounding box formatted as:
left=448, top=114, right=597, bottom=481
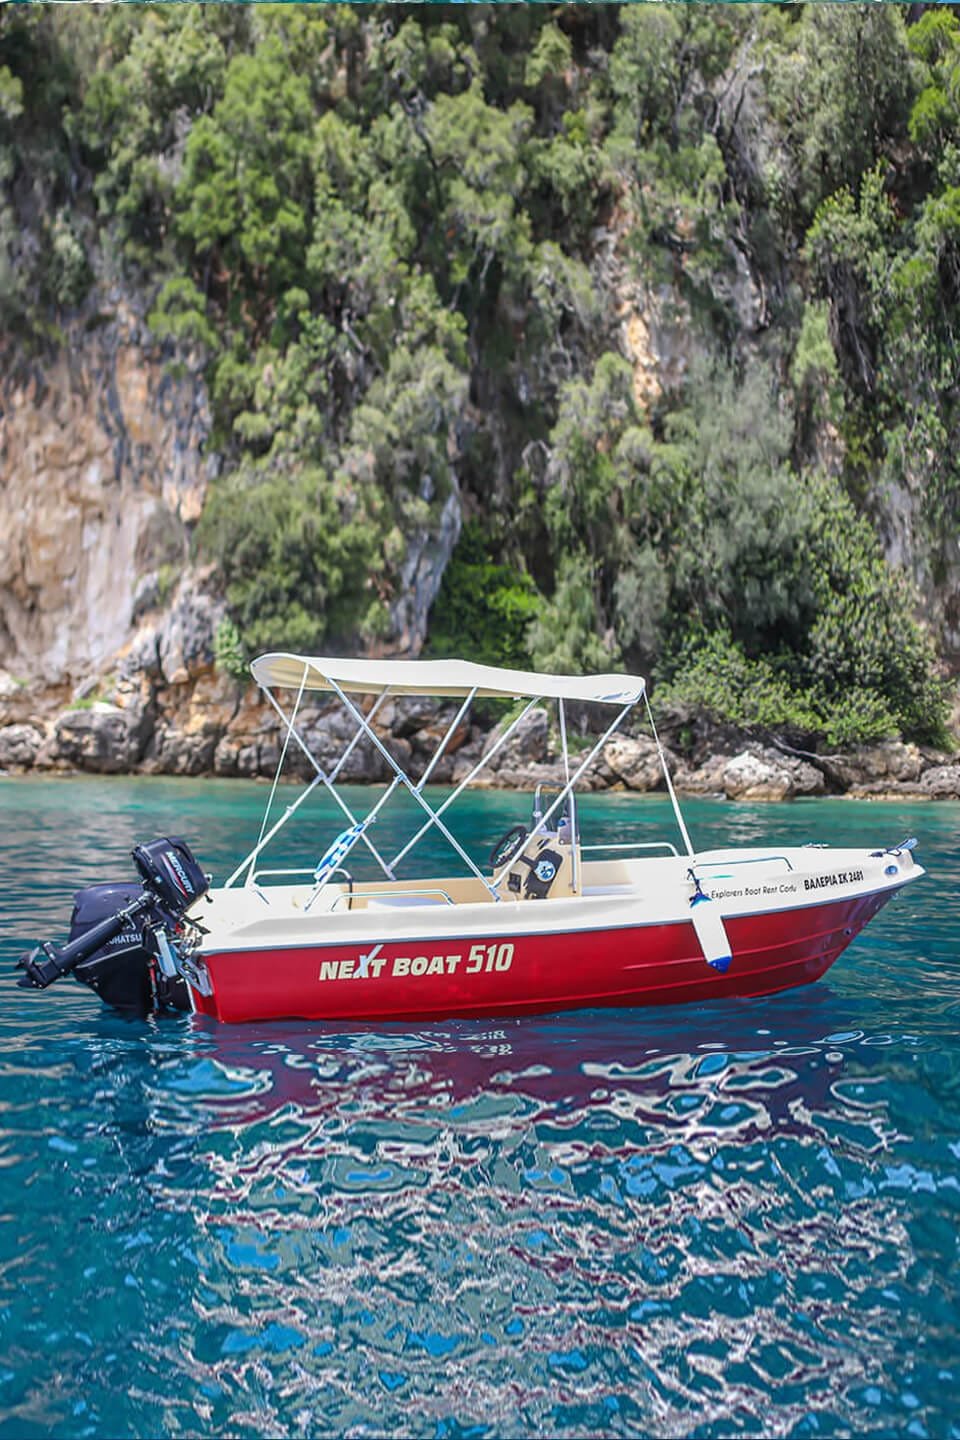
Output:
left=191, top=888, right=893, bottom=1024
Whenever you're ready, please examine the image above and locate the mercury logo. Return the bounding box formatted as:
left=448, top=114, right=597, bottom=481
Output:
left=164, top=851, right=191, bottom=895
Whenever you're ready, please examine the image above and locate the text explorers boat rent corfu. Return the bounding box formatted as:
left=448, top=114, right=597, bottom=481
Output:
left=17, top=654, right=923, bottom=1022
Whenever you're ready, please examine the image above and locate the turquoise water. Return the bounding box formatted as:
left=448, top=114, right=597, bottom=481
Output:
left=0, top=776, right=958, bottom=1438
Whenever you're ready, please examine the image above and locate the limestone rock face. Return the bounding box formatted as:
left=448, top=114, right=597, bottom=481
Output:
left=378, top=695, right=444, bottom=739
left=482, top=707, right=549, bottom=771
left=826, top=741, right=925, bottom=789
left=39, top=702, right=151, bottom=774
left=877, top=472, right=960, bottom=664
left=676, top=746, right=825, bottom=800
left=603, top=735, right=669, bottom=792
left=293, top=703, right=387, bottom=783
left=919, top=763, right=960, bottom=799
left=408, top=717, right=471, bottom=770
left=721, top=751, right=794, bottom=802
left=0, top=723, right=45, bottom=768
left=208, top=684, right=276, bottom=778
left=787, top=756, right=829, bottom=797
left=620, top=284, right=692, bottom=412
left=140, top=722, right=220, bottom=777
left=120, top=571, right=225, bottom=688
left=157, top=583, right=224, bottom=687
left=388, top=487, right=462, bottom=654
left=136, top=667, right=236, bottom=776
left=0, top=299, right=212, bottom=686
left=674, top=753, right=729, bottom=796
left=702, top=748, right=826, bottom=802
left=494, top=759, right=571, bottom=792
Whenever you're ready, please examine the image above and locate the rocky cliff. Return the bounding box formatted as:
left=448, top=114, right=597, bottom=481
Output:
left=0, top=298, right=213, bottom=687
left=0, top=270, right=956, bottom=800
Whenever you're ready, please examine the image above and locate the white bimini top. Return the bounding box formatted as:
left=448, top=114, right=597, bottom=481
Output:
left=250, top=653, right=645, bottom=706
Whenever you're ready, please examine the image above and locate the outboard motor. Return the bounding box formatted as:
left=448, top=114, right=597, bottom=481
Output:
left=16, top=837, right=209, bottom=1015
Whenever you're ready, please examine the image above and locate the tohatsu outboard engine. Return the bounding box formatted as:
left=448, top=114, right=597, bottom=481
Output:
left=16, top=837, right=209, bottom=1015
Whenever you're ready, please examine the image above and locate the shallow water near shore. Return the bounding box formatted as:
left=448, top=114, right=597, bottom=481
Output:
left=0, top=775, right=958, bottom=1438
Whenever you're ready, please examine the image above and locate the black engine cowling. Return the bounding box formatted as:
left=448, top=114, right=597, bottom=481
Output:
left=17, top=836, right=207, bottom=1014
left=133, top=837, right=208, bottom=917
left=69, top=882, right=190, bottom=1014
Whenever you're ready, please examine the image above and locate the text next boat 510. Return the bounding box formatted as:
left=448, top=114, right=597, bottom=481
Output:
left=17, top=655, right=923, bottom=1022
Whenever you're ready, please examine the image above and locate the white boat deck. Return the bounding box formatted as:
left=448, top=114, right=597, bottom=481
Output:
left=192, top=846, right=918, bottom=955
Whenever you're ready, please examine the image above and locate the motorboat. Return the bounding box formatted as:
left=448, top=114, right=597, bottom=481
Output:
left=17, top=654, right=923, bottom=1022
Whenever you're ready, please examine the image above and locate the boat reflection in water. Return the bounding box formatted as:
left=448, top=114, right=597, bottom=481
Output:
left=59, top=998, right=937, bottom=1436
left=180, top=1005, right=853, bottom=1143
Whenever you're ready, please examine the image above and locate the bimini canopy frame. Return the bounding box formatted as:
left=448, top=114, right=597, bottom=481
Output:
left=226, top=653, right=692, bottom=896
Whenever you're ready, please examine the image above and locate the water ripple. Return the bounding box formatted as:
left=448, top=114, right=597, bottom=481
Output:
left=0, top=780, right=958, bottom=1435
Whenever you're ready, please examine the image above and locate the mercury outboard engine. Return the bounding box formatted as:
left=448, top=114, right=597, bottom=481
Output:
left=16, top=837, right=209, bottom=1015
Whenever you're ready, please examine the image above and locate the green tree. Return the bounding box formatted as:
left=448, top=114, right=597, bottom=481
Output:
left=527, top=552, right=620, bottom=676
left=176, top=36, right=314, bottom=303
left=769, top=5, right=915, bottom=224
left=80, top=7, right=236, bottom=267
left=199, top=465, right=384, bottom=654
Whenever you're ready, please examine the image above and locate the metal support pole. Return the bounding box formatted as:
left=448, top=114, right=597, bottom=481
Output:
left=224, top=773, right=325, bottom=889
left=558, top=698, right=579, bottom=895
left=644, top=690, right=694, bottom=858
left=328, top=688, right=391, bottom=785
left=233, top=684, right=396, bottom=884
left=415, top=687, right=477, bottom=791
left=253, top=663, right=308, bottom=864
left=328, top=678, right=501, bottom=900
left=491, top=701, right=635, bottom=890
left=390, top=696, right=542, bottom=868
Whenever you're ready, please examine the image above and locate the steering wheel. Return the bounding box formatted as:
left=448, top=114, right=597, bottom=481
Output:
left=489, top=824, right=528, bottom=870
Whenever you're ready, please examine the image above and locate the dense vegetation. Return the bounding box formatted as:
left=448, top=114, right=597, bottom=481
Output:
left=1, top=4, right=957, bottom=747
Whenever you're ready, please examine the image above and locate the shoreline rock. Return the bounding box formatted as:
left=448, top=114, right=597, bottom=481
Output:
left=2, top=677, right=959, bottom=800
left=677, top=747, right=826, bottom=802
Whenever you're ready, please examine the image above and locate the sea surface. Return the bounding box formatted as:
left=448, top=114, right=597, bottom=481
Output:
left=0, top=776, right=957, bottom=1439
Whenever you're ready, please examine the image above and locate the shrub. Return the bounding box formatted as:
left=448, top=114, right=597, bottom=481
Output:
left=213, top=617, right=248, bottom=681
left=426, top=522, right=539, bottom=669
